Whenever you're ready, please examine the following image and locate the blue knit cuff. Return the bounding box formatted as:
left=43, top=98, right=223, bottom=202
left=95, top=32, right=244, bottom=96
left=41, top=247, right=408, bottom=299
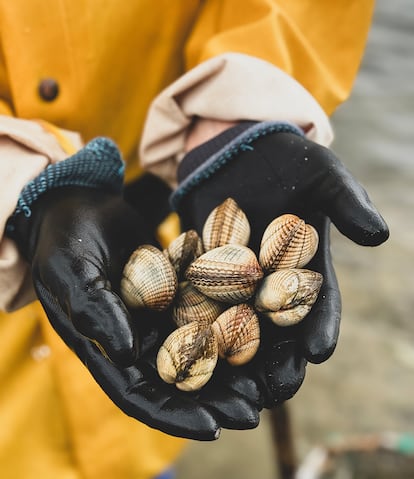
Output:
left=7, top=137, right=125, bottom=229
left=170, top=121, right=304, bottom=211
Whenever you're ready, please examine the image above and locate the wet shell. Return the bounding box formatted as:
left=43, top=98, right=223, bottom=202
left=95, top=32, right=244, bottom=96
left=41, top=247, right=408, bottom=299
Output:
left=173, top=281, right=226, bottom=328
left=121, top=244, right=178, bottom=311
left=157, top=322, right=218, bottom=391
left=211, top=303, right=260, bottom=366
left=259, top=214, right=319, bottom=272
left=164, top=230, right=203, bottom=280
left=255, top=268, right=323, bottom=326
left=202, top=198, right=251, bottom=251
left=185, top=244, right=263, bottom=304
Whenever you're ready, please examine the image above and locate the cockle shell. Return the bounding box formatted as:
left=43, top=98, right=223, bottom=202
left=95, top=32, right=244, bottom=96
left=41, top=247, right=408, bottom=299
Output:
left=164, top=230, right=204, bottom=280
left=121, top=244, right=178, bottom=311
left=211, top=303, right=260, bottom=366
left=185, top=244, right=264, bottom=304
left=157, top=322, right=218, bottom=391
left=173, top=281, right=226, bottom=327
left=202, top=198, right=251, bottom=251
left=255, top=268, right=323, bottom=326
left=259, top=214, right=319, bottom=272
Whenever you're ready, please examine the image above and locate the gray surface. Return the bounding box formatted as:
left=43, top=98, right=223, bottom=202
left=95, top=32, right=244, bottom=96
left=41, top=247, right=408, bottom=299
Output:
left=176, top=2, right=414, bottom=477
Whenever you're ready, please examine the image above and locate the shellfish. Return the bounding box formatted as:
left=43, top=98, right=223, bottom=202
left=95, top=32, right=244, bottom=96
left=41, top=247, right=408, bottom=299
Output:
left=121, top=244, right=178, bottom=311
left=185, top=244, right=263, bottom=304
left=173, top=281, right=226, bottom=328
left=259, top=214, right=319, bottom=272
left=211, top=303, right=260, bottom=366
left=255, top=268, right=323, bottom=326
left=202, top=198, right=250, bottom=251
left=157, top=321, right=218, bottom=391
left=164, top=230, right=203, bottom=280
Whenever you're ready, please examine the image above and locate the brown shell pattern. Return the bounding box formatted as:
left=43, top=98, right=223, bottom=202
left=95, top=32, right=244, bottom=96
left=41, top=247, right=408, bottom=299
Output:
left=259, top=214, right=319, bottom=272
left=211, top=303, right=260, bottom=366
left=164, top=230, right=203, bottom=280
left=255, top=268, right=323, bottom=326
left=173, top=281, right=226, bottom=327
left=121, top=244, right=178, bottom=311
left=185, top=244, right=264, bottom=304
left=156, top=322, right=218, bottom=391
left=202, top=198, right=251, bottom=251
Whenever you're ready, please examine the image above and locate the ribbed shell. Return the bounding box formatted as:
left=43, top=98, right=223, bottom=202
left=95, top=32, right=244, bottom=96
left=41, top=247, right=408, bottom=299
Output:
left=212, top=304, right=260, bottom=366
left=255, top=268, right=323, bottom=326
left=202, top=198, right=251, bottom=251
left=164, top=230, right=203, bottom=280
left=157, top=322, right=218, bottom=391
left=185, top=244, right=263, bottom=304
left=173, top=281, right=226, bottom=327
left=121, top=244, right=178, bottom=311
left=259, top=214, right=319, bottom=272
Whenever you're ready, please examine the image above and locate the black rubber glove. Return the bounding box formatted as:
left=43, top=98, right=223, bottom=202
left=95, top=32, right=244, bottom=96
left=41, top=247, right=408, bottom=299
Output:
left=7, top=141, right=262, bottom=440
left=174, top=122, right=389, bottom=407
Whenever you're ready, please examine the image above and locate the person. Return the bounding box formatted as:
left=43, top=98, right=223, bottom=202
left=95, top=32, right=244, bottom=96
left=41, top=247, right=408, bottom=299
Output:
left=0, top=1, right=389, bottom=478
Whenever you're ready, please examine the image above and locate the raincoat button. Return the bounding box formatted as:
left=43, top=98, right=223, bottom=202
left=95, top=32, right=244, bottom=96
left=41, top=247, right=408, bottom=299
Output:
left=38, top=78, right=59, bottom=101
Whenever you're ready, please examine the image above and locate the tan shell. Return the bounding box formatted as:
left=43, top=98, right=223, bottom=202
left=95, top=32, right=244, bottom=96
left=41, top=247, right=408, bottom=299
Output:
left=259, top=214, right=319, bottom=272
left=173, top=281, right=226, bottom=328
left=211, top=303, right=260, bottom=366
left=202, top=198, right=250, bottom=251
left=164, top=230, right=203, bottom=280
left=255, top=268, right=323, bottom=326
left=185, top=244, right=263, bottom=304
left=157, top=322, right=218, bottom=391
left=121, top=244, right=178, bottom=311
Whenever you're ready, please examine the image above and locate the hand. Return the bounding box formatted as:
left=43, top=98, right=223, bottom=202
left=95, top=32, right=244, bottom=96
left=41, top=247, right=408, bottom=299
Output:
left=175, top=124, right=389, bottom=406
left=8, top=140, right=262, bottom=439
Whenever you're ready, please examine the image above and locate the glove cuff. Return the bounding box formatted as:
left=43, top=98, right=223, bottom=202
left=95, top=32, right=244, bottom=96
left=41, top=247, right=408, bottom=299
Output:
left=6, top=137, right=124, bottom=232
left=171, top=121, right=303, bottom=210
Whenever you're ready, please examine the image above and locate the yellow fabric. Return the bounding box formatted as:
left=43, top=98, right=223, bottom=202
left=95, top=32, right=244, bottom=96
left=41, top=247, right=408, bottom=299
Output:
left=0, top=1, right=374, bottom=478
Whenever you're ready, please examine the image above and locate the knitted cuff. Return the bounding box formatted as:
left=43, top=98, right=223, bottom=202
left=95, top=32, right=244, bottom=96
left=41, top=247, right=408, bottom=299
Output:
left=170, top=121, right=304, bottom=210
left=6, top=137, right=125, bottom=231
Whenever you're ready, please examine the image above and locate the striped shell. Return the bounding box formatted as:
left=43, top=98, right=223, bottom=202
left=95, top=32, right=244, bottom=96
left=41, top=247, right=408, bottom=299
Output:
left=259, top=214, right=319, bottom=272
left=185, top=244, right=263, bottom=304
left=121, top=244, right=178, bottom=311
left=157, top=322, right=218, bottom=391
left=164, top=230, right=203, bottom=280
left=202, top=198, right=250, bottom=251
left=255, top=268, right=323, bottom=326
left=211, top=303, right=260, bottom=366
left=173, top=281, right=226, bottom=327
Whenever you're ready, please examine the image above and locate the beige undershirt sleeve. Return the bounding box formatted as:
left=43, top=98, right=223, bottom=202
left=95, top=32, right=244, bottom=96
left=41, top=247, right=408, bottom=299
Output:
left=139, top=52, right=333, bottom=188
left=0, top=116, right=83, bottom=311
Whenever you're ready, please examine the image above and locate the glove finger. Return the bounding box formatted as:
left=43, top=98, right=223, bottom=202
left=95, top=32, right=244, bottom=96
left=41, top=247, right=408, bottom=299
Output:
left=310, top=144, right=389, bottom=246
left=262, top=339, right=307, bottom=408
left=195, top=362, right=262, bottom=430
left=300, top=216, right=341, bottom=363
left=35, top=279, right=222, bottom=440
left=34, top=256, right=138, bottom=367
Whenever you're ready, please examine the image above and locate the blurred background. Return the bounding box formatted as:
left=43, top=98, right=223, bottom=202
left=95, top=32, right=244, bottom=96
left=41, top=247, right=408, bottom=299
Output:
left=175, top=0, right=414, bottom=477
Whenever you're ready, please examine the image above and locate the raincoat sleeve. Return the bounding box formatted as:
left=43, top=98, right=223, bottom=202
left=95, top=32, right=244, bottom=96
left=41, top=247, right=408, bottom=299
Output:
left=0, top=106, right=83, bottom=312
left=140, top=0, right=375, bottom=187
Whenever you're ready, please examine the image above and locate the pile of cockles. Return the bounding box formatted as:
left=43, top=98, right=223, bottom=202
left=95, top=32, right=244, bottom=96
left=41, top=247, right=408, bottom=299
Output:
left=120, top=198, right=322, bottom=392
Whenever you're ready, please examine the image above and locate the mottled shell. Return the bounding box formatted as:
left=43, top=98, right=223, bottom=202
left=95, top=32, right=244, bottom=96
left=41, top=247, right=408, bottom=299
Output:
left=157, top=322, right=218, bottom=391
left=185, top=244, right=263, bottom=304
left=121, top=244, right=178, bottom=311
left=212, top=303, right=260, bottom=366
left=259, top=214, right=319, bottom=272
left=164, top=230, right=203, bottom=280
left=202, top=198, right=251, bottom=251
left=255, top=268, right=323, bottom=326
left=173, top=281, right=226, bottom=327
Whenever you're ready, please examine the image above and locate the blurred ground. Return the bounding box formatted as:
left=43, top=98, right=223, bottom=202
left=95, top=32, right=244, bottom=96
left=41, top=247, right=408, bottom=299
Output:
left=175, top=1, right=414, bottom=477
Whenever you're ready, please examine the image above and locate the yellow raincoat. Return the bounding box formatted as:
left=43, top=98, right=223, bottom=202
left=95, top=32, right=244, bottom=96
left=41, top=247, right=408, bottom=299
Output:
left=0, top=1, right=374, bottom=478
